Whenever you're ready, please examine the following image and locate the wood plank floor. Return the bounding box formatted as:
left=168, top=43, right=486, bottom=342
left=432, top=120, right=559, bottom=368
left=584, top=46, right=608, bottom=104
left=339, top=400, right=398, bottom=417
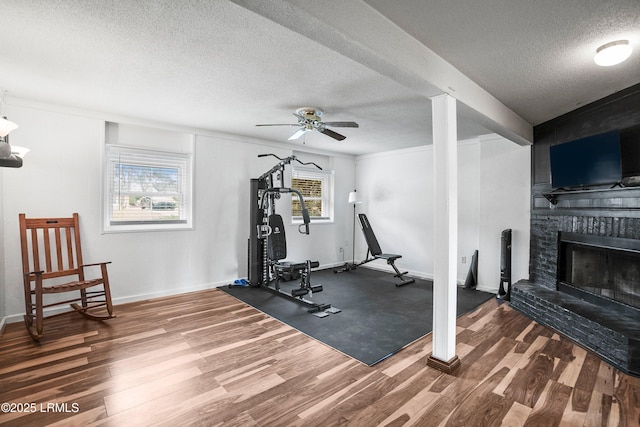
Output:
left=1, top=289, right=640, bottom=426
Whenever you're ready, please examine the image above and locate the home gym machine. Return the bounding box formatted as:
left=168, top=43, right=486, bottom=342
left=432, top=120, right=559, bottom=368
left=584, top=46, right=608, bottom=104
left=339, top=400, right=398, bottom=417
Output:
left=245, top=154, right=338, bottom=316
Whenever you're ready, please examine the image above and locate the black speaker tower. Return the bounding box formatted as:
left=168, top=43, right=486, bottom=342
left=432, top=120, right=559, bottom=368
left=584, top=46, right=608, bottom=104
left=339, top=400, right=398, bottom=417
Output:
left=497, top=229, right=512, bottom=300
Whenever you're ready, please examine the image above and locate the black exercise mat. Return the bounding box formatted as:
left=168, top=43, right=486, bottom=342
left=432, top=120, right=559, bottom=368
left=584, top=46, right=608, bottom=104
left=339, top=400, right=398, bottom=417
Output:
left=222, top=267, right=494, bottom=366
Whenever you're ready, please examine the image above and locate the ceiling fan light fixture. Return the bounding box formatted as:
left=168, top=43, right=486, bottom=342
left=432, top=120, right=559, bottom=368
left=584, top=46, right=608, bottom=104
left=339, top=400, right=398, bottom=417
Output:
left=258, top=107, right=358, bottom=141
left=288, top=128, right=307, bottom=140
left=594, top=40, right=632, bottom=66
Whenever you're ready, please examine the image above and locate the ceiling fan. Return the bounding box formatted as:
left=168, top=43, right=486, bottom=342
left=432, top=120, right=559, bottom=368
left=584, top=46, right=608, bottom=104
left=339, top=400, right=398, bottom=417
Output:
left=256, top=107, right=359, bottom=141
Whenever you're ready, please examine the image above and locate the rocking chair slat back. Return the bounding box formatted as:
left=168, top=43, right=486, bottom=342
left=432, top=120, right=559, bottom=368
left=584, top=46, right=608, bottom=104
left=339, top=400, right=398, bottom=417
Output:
left=21, top=216, right=84, bottom=281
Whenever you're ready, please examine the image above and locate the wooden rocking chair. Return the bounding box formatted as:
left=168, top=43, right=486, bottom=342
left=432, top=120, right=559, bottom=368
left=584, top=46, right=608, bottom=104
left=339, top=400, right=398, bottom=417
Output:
left=19, top=213, right=115, bottom=340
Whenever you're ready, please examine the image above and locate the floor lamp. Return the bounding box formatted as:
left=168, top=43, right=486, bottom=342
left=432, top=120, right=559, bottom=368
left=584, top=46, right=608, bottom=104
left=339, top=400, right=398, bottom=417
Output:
left=335, top=189, right=363, bottom=273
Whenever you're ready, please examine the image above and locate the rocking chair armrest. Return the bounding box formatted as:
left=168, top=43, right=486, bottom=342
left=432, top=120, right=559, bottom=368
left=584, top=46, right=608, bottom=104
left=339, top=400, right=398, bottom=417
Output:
left=81, top=261, right=112, bottom=268
left=24, top=271, right=45, bottom=290
left=24, top=270, right=44, bottom=277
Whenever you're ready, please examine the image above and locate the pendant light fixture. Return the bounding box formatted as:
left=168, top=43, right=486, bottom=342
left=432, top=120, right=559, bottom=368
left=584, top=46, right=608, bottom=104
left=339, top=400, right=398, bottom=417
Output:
left=0, top=90, right=27, bottom=168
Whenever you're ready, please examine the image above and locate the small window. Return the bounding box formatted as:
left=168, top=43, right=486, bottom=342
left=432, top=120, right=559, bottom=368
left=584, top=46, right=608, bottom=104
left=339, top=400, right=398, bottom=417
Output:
left=291, top=167, right=333, bottom=222
left=104, top=145, right=193, bottom=232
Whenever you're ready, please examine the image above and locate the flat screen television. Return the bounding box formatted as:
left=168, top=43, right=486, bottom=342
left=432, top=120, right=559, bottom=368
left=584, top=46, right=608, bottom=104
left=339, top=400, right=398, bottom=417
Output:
left=549, top=130, right=622, bottom=189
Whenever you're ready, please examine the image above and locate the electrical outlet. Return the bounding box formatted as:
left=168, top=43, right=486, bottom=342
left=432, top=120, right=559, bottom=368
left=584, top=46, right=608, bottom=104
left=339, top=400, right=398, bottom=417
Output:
left=339, top=247, right=344, bottom=253
left=461, top=256, right=467, bottom=264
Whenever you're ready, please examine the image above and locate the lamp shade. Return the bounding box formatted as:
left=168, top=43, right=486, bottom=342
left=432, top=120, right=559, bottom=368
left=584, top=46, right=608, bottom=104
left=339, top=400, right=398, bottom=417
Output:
left=348, top=191, right=363, bottom=204
left=0, top=117, right=18, bottom=138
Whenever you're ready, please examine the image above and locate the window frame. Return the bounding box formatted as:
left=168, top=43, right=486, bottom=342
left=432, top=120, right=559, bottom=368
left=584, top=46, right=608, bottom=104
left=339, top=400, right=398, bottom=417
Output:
left=103, top=144, right=194, bottom=233
left=291, top=166, right=334, bottom=224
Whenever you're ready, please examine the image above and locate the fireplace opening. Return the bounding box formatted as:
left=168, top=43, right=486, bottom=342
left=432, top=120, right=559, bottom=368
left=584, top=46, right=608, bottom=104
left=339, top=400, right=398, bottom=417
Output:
left=557, top=232, right=640, bottom=311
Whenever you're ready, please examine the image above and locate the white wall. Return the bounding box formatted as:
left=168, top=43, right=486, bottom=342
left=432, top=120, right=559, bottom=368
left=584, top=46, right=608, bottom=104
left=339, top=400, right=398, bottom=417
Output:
left=3, top=106, right=108, bottom=321
left=457, top=139, right=481, bottom=283
left=1, top=103, right=355, bottom=322
left=477, top=134, right=530, bottom=290
left=0, top=168, right=5, bottom=327
left=280, top=151, right=356, bottom=265
left=355, top=135, right=530, bottom=292
left=355, top=146, right=435, bottom=277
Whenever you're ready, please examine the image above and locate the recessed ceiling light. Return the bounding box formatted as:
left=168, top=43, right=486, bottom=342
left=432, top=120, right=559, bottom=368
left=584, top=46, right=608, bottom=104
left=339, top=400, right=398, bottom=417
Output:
left=594, top=40, right=632, bottom=66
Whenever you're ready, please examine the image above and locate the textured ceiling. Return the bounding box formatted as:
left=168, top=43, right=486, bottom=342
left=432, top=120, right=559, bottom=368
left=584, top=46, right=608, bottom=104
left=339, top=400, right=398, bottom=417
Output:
left=364, top=0, right=640, bottom=125
left=0, top=0, right=638, bottom=155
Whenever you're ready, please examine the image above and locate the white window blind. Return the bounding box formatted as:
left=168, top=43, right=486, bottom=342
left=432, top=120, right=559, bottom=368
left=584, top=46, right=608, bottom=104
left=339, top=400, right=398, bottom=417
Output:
left=291, top=167, right=333, bottom=221
left=104, top=145, right=193, bottom=232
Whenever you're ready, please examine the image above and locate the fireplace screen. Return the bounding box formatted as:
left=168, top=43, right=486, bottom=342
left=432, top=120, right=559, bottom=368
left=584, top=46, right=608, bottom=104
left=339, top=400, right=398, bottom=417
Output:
left=558, top=232, right=640, bottom=309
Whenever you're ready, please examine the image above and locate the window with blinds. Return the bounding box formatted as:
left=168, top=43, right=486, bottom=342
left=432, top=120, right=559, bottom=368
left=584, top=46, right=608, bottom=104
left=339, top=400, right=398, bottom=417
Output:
left=104, top=145, right=193, bottom=232
left=291, top=167, right=333, bottom=221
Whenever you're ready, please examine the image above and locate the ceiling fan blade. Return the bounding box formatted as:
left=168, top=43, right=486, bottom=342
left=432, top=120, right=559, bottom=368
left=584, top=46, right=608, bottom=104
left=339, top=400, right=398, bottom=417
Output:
left=288, top=128, right=308, bottom=140
left=322, top=121, right=359, bottom=128
left=319, top=128, right=346, bottom=141
left=255, top=123, right=299, bottom=127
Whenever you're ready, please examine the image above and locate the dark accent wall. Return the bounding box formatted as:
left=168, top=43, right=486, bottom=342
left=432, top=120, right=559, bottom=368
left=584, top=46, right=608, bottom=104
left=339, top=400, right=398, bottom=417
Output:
left=530, top=83, right=640, bottom=289
left=532, top=84, right=640, bottom=187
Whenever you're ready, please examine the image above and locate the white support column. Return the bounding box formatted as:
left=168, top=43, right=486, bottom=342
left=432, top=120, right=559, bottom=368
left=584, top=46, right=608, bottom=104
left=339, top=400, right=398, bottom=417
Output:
left=427, top=93, right=460, bottom=373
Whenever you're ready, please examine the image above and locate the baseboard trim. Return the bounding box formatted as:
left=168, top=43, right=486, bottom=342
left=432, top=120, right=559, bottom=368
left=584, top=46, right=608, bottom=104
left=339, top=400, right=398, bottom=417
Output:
left=0, top=264, right=485, bottom=334
left=0, top=265, right=352, bottom=331
left=111, top=280, right=231, bottom=306
left=357, top=263, right=433, bottom=281
left=0, top=279, right=235, bottom=330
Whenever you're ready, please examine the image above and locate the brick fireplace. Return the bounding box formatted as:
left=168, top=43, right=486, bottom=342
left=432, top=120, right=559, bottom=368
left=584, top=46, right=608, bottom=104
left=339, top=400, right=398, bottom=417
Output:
left=509, top=83, right=640, bottom=377
left=512, top=213, right=640, bottom=376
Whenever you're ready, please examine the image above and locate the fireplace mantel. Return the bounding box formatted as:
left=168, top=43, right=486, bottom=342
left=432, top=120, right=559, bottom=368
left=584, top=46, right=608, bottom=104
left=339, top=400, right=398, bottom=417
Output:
left=534, top=184, right=640, bottom=217
left=542, top=186, right=640, bottom=208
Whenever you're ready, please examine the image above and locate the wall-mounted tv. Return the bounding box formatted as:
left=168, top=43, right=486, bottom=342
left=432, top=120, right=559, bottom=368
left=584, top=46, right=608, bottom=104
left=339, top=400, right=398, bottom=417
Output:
left=549, top=130, right=622, bottom=190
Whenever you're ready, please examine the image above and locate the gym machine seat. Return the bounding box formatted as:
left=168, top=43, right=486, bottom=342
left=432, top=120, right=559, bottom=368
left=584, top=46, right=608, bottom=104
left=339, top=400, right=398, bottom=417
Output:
left=267, top=214, right=325, bottom=300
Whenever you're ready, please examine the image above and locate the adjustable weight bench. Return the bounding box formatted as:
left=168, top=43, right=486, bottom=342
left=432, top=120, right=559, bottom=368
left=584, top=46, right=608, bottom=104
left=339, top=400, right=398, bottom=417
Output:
left=357, top=213, right=415, bottom=287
